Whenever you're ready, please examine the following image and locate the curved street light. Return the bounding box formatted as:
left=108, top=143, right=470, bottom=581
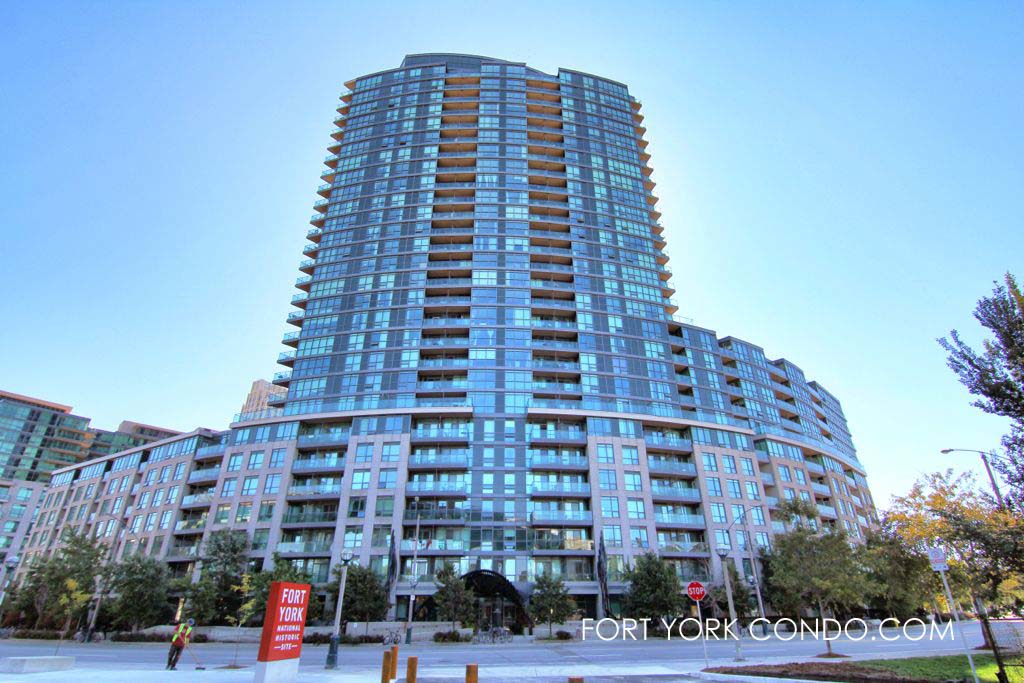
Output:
left=325, top=548, right=355, bottom=669
left=940, top=448, right=1008, bottom=507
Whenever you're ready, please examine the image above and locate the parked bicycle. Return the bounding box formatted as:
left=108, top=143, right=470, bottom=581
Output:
left=472, top=626, right=512, bottom=644
left=382, top=628, right=404, bottom=646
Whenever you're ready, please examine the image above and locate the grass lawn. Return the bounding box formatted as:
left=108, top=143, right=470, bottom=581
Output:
left=860, top=654, right=1016, bottom=682
left=708, top=653, right=1023, bottom=682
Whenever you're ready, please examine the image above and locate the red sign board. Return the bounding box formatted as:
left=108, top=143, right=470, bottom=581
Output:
left=687, top=581, right=706, bottom=602
left=257, top=581, right=311, bottom=662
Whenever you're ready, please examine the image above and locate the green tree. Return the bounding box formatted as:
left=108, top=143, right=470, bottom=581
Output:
left=621, top=552, right=685, bottom=626
left=248, top=554, right=314, bottom=625
left=110, top=554, right=171, bottom=631
left=529, top=573, right=575, bottom=637
left=707, top=561, right=753, bottom=620
left=433, top=563, right=475, bottom=632
left=326, top=564, right=389, bottom=634
left=939, top=272, right=1024, bottom=510
left=56, top=578, right=91, bottom=639
left=14, top=530, right=103, bottom=629
left=762, top=527, right=873, bottom=655
left=862, top=526, right=933, bottom=620
left=187, top=530, right=249, bottom=624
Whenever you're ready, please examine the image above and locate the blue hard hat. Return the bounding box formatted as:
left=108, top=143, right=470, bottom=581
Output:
left=187, top=618, right=195, bottom=626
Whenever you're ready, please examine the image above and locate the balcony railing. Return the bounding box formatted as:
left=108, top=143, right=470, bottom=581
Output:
left=406, top=480, right=467, bottom=494
left=403, top=508, right=465, bottom=522
left=288, top=484, right=342, bottom=496
left=659, top=542, right=709, bottom=554
left=530, top=510, right=593, bottom=523
left=174, top=519, right=206, bottom=532
left=527, top=454, right=588, bottom=469
left=528, top=481, right=590, bottom=496
left=187, top=467, right=220, bottom=483
left=647, top=459, right=697, bottom=476
left=399, top=539, right=465, bottom=552
left=654, top=512, right=706, bottom=526
left=292, top=457, right=345, bottom=472
left=282, top=511, right=338, bottom=524
left=180, top=493, right=213, bottom=506
left=408, top=452, right=471, bottom=468
left=533, top=538, right=594, bottom=551
left=650, top=484, right=701, bottom=501
left=277, top=541, right=332, bottom=554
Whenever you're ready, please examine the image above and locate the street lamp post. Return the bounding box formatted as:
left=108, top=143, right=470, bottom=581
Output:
left=84, top=514, right=129, bottom=643
left=722, top=507, right=768, bottom=635
left=405, top=497, right=421, bottom=644
left=325, top=549, right=355, bottom=670
left=716, top=546, right=743, bottom=661
left=940, top=447, right=1012, bottom=683
left=940, top=448, right=1007, bottom=506
left=0, top=554, right=21, bottom=623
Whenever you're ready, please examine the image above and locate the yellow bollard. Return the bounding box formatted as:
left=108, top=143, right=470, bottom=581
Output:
left=381, top=650, right=391, bottom=683
left=390, top=645, right=399, bottom=680
left=407, top=656, right=419, bottom=683
left=569, top=678, right=584, bottom=683
left=466, top=663, right=479, bottom=683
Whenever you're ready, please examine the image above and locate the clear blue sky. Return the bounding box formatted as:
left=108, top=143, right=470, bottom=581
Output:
left=1, top=1, right=1021, bottom=508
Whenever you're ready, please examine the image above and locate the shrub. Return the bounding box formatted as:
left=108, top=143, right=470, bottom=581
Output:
left=433, top=630, right=467, bottom=643
left=555, top=630, right=573, bottom=640
left=303, top=632, right=384, bottom=645
left=12, top=629, right=61, bottom=640
left=109, top=631, right=208, bottom=643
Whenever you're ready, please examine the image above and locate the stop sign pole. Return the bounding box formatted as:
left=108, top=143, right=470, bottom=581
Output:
left=688, top=581, right=709, bottom=670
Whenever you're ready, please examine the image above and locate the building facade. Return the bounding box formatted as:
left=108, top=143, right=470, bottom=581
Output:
left=20, top=54, right=876, bottom=622
left=0, top=390, right=178, bottom=610
left=239, top=380, right=288, bottom=418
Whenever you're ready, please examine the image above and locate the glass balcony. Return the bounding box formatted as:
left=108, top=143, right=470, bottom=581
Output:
left=174, top=519, right=206, bottom=532
left=292, top=457, right=345, bottom=472
left=288, top=484, right=342, bottom=496
left=180, top=493, right=213, bottom=506
left=277, top=541, right=332, bottom=554
left=403, top=508, right=465, bottom=522
left=297, top=431, right=350, bottom=446
left=168, top=545, right=200, bottom=557
left=530, top=510, right=592, bottom=523
left=282, top=510, right=338, bottom=524
left=399, top=539, right=465, bottom=552
left=812, top=482, right=831, bottom=496
left=527, top=453, right=588, bottom=469
left=528, top=481, right=590, bottom=496
left=644, top=434, right=693, bottom=451
left=528, top=430, right=585, bottom=441
left=817, top=504, right=838, bottom=518
left=533, top=538, right=594, bottom=551
left=187, top=467, right=220, bottom=483
left=654, top=512, right=706, bottom=526
left=195, top=443, right=226, bottom=458
left=659, top=542, right=708, bottom=554
left=647, top=459, right=697, bottom=476
left=650, top=484, right=701, bottom=501
left=805, top=461, right=826, bottom=475
left=408, top=451, right=471, bottom=468
left=761, top=472, right=777, bottom=486
left=406, top=480, right=467, bottom=494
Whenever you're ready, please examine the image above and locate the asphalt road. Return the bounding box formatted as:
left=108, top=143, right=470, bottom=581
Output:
left=0, top=621, right=983, bottom=681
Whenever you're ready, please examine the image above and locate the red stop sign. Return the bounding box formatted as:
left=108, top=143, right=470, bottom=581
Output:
left=687, top=581, right=706, bottom=601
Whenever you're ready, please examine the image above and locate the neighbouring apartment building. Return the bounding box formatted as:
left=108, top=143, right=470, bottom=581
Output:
left=19, top=54, right=876, bottom=624
left=0, top=389, right=178, bottom=605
